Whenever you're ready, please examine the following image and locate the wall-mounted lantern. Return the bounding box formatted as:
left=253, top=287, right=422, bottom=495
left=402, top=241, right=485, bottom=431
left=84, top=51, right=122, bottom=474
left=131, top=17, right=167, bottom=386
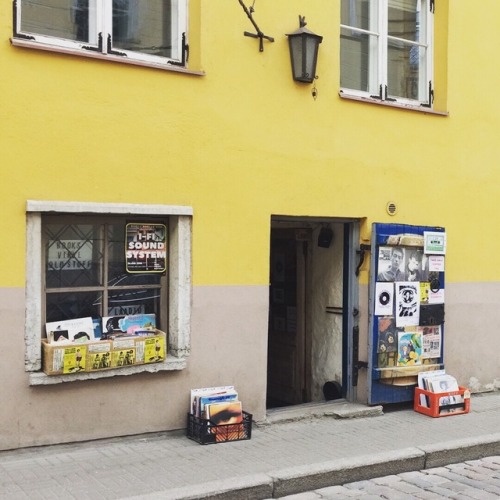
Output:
left=286, top=16, right=323, bottom=84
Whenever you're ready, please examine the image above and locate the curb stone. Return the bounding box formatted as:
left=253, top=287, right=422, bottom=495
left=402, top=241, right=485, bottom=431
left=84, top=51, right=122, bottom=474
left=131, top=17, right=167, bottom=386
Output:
left=420, top=432, right=500, bottom=469
left=136, top=437, right=500, bottom=500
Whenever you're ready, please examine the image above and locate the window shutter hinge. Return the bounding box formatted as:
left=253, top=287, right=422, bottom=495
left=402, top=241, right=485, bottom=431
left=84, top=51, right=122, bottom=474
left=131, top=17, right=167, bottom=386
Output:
left=168, top=32, right=188, bottom=67
left=370, top=84, right=383, bottom=100
left=82, top=32, right=103, bottom=53
left=421, top=81, right=434, bottom=108
left=12, top=0, right=34, bottom=40
left=430, top=0, right=435, bottom=13
left=384, top=85, right=397, bottom=102
left=107, top=34, right=127, bottom=57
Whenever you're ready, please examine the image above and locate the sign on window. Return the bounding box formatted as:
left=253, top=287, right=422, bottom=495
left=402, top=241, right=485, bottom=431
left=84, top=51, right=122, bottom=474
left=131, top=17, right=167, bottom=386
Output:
left=125, top=223, right=167, bottom=273
left=47, top=240, right=93, bottom=271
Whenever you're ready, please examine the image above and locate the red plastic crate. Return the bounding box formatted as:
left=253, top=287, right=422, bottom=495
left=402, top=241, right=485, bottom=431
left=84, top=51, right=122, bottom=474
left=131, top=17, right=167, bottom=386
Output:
left=414, top=386, right=470, bottom=417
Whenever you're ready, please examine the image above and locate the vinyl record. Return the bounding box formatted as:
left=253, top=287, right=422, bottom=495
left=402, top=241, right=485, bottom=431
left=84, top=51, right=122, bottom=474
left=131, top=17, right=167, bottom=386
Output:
left=378, top=291, right=390, bottom=306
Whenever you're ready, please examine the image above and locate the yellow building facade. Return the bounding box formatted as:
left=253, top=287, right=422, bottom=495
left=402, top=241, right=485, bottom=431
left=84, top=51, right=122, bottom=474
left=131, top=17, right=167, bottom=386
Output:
left=1, top=0, right=499, bottom=450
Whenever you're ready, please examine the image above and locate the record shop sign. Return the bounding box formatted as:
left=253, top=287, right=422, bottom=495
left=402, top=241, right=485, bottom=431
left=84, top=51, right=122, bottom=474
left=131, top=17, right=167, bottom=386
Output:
left=126, top=223, right=167, bottom=273
left=47, top=240, right=93, bottom=271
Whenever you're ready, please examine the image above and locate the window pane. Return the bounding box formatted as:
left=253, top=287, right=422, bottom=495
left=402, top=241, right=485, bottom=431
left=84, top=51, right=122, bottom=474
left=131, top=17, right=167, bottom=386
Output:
left=45, top=223, right=104, bottom=288
left=387, top=0, right=426, bottom=100
left=46, top=291, right=101, bottom=322
left=340, top=29, right=378, bottom=93
left=112, top=0, right=177, bottom=58
left=108, top=288, right=161, bottom=319
left=108, top=223, right=163, bottom=286
left=341, top=0, right=371, bottom=31
left=388, top=40, right=426, bottom=99
left=388, top=0, right=419, bottom=42
left=20, top=0, right=97, bottom=44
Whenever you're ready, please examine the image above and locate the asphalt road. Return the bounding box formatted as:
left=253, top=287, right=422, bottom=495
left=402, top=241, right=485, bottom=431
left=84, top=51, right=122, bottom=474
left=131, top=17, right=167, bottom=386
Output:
left=271, top=455, right=500, bottom=499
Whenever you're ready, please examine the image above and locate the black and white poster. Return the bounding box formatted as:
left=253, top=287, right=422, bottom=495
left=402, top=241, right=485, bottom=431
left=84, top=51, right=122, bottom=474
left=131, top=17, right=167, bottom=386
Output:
left=395, top=281, right=420, bottom=327
left=375, top=282, right=394, bottom=316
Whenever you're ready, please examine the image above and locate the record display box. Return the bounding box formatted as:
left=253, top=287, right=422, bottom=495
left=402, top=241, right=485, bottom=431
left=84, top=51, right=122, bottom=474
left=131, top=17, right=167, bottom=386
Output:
left=41, top=330, right=166, bottom=376
left=186, top=411, right=253, bottom=445
left=414, top=386, right=470, bottom=418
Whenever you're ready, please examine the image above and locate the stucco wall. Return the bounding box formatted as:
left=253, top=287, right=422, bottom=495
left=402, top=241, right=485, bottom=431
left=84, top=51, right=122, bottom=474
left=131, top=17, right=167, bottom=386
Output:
left=0, top=286, right=268, bottom=451
left=310, top=224, right=344, bottom=400
left=1, top=0, right=500, bottom=449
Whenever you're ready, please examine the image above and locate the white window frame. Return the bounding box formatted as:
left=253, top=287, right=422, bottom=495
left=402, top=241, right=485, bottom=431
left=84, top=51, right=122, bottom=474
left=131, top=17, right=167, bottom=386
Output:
left=340, top=0, right=434, bottom=107
left=13, top=0, right=188, bottom=69
left=25, top=201, right=192, bottom=386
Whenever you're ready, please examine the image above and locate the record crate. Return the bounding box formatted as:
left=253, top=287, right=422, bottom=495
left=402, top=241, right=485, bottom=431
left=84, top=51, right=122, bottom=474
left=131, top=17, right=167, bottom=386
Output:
left=186, top=411, right=253, bottom=445
left=414, top=386, right=470, bottom=418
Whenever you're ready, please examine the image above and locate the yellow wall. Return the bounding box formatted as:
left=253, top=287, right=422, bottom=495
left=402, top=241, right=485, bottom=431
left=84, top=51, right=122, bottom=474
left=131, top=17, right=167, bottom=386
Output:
left=2, top=0, right=500, bottom=288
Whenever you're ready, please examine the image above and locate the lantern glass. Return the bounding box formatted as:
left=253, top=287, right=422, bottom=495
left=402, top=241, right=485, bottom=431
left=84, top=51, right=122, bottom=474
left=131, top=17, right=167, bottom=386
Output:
left=287, top=28, right=322, bottom=84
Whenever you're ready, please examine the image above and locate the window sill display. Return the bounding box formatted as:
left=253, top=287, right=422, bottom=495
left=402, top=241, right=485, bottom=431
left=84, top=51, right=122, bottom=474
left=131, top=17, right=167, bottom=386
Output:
left=41, top=314, right=167, bottom=376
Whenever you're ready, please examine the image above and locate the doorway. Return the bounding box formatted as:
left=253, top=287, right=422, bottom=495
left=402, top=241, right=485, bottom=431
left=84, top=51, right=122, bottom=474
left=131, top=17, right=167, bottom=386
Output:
left=266, top=217, right=359, bottom=409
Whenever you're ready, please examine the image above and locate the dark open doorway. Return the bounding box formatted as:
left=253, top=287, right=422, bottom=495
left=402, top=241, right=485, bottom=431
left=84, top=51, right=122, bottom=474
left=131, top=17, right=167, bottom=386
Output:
left=266, top=217, right=360, bottom=409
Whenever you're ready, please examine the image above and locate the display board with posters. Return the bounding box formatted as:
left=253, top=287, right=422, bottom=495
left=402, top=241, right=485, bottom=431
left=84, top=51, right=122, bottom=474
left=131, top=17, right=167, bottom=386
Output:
left=368, top=223, right=446, bottom=405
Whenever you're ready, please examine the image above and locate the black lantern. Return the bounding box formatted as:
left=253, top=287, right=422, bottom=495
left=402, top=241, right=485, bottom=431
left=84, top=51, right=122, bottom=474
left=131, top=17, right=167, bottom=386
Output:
left=286, top=16, right=323, bottom=84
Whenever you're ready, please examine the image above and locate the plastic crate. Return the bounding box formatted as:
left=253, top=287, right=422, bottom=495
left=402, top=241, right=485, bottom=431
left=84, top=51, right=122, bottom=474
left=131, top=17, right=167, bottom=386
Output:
left=186, top=411, right=252, bottom=444
left=414, top=386, right=470, bottom=418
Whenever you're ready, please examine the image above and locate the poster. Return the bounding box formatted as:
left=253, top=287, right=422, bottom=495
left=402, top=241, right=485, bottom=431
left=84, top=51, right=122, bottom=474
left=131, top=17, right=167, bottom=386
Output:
left=428, top=255, right=445, bottom=272
left=125, top=223, right=167, bottom=273
left=375, top=282, right=394, bottom=316
left=395, top=282, right=420, bottom=327
left=397, top=330, right=422, bottom=366
left=420, top=325, right=442, bottom=359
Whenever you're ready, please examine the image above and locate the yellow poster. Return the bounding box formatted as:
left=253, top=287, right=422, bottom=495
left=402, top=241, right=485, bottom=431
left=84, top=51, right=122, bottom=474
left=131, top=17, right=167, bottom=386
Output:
left=61, top=346, right=86, bottom=374
left=144, top=337, right=165, bottom=363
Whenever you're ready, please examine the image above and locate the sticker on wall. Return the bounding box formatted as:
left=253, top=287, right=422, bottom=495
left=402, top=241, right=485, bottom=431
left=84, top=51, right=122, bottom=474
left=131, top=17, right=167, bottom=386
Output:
left=395, top=282, right=420, bottom=327
left=375, top=282, right=394, bottom=316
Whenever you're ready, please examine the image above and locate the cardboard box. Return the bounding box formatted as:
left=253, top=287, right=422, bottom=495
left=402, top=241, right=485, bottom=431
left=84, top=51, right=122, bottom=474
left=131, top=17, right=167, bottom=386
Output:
left=42, top=341, right=90, bottom=375
left=42, top=330, right=167, bottom=375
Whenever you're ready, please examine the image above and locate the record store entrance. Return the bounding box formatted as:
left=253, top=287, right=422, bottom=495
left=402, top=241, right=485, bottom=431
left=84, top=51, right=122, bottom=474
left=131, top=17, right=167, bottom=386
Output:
left=266, top=216, right=360, bottom=409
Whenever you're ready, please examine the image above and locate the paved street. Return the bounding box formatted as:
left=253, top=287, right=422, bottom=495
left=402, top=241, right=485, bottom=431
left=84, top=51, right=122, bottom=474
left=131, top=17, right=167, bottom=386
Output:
left=274, top=456, right=500, bottom=499
left=0, top=393, right=499, bottom=499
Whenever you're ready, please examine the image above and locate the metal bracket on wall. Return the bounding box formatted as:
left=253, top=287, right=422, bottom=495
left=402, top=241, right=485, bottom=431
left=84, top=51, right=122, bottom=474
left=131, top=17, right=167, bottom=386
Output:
left=326, top=306, right=343, bottom=315
left=355, top=243, right=371, bottom=277
left=352, top=326, right=368, bottom=386
left=238, top=0, right=275, bottom=52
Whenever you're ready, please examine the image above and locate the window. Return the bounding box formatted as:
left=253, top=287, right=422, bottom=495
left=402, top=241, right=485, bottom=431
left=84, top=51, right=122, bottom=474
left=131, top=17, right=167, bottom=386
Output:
left=43, top=215, right=168, bottom=326
left=14, top=0, right=188, bottom=67
left=340, top=0, right=434, bottom=107
left=26, top=201, right=192, bottom=384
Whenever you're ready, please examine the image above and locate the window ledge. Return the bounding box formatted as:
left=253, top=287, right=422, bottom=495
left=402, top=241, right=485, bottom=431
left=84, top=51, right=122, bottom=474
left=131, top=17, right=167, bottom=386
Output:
left=339, top=92, right=449, bottom=117
left=11, top=38, right=205, bottom=77
left=29, top=356, right=186, bottom=386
